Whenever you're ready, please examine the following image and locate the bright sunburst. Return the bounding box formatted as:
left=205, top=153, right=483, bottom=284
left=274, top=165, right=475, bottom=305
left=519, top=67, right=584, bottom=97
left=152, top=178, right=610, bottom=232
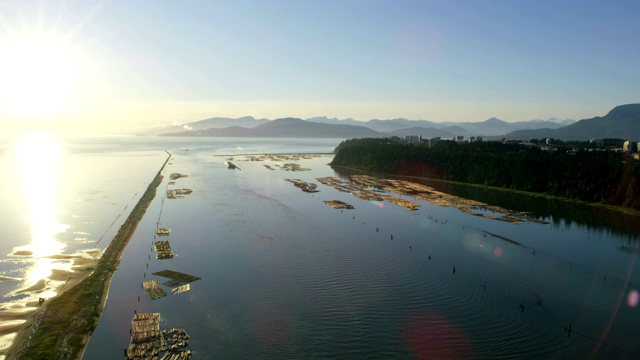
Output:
left=0, top=1, right=96, bottom=121
left=0, top=32, right=77, bottom=118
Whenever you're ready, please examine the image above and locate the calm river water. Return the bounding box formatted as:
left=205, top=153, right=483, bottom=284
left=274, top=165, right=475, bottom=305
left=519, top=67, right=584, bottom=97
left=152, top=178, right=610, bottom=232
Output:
left=2, top=136, right=638, bottom=359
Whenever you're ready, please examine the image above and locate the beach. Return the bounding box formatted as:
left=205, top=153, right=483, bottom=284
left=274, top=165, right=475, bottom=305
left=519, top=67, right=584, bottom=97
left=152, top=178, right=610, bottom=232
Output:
left=0, top=251, right=99, bottom=359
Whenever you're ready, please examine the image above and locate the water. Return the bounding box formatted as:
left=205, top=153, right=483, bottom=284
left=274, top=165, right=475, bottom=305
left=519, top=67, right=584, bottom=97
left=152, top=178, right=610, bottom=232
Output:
left=2, top=136, right=638, bottom=359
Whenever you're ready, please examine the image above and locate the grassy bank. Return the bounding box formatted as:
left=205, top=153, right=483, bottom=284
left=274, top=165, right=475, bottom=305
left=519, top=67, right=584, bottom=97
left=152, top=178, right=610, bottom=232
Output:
left=12, top=154, right=171, bottom=360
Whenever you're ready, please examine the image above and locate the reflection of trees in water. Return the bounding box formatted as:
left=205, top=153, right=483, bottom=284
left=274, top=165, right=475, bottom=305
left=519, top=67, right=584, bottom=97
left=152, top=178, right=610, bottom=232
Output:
left=444, top=183, right=640, bottom=240
left=332, top=166, right=640, bottom=240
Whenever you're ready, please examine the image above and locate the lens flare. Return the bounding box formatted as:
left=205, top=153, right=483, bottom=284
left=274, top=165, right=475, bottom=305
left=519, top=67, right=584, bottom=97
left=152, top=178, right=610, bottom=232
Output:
left=405, top=313, right=473, bottom=359
left=628, top=290, right=639, bottom=308
left=493, top=246, right=503, bottom=258
left=371, top=200, right=384, bottom=209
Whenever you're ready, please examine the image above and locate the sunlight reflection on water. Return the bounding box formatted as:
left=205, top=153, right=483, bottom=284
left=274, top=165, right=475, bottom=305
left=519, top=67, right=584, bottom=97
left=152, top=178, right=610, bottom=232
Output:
left=14, top=133, right=67, bottom=285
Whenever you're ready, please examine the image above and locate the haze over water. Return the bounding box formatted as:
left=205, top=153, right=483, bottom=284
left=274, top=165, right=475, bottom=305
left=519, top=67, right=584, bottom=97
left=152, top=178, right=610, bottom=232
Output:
left=1, top=136, right=638, bottom=359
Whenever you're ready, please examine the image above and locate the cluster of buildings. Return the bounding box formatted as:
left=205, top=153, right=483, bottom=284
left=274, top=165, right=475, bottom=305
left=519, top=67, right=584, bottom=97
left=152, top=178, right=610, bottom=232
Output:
left=401, top=135, right=640, bottom=160
left=404, top=135, right=483, bottom=148
left=402, top=134, right=639, bottom=154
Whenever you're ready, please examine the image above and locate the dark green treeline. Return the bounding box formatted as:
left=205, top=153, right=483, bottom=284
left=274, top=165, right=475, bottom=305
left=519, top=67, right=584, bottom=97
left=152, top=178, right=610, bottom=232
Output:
left=330, top=138, right=640, bottom=210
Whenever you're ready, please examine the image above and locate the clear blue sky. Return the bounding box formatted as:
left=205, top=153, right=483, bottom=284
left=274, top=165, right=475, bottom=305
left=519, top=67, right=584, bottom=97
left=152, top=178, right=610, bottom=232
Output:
left=0, top=0, right=638, bottom=132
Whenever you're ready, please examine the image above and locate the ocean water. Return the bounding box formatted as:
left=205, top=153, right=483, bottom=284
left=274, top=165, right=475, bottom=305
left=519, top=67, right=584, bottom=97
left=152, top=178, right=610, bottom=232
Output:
left=3, top=135, right=638, bottom=359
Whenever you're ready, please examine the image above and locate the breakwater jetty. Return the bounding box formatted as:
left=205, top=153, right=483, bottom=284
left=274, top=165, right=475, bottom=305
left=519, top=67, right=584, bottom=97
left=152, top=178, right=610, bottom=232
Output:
left=11, top=152, right=172, bottom=359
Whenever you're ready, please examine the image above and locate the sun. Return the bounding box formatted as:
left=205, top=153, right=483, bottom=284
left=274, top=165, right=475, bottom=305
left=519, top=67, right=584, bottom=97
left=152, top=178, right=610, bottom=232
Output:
left=0, top=31, right=78, bottom=118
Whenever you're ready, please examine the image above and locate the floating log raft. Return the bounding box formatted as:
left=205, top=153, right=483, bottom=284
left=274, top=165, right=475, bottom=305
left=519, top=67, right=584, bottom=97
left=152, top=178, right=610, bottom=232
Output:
left=318, top=176, right=419, bottom=209
left=276, top=163, right=310, bottom=171
left=380, top=195, right=420, bottom=211
left=141, top=279, right=159, bottom=290
left=152, top=270, right=201, bottom=285
left=160, top=328, right=191, bottom=358
left=242, top=154, right=322, bottom=171
left=285, top=179, right=319, bottom=193
left=156, top=228, right=171, bottom=236
left=131, top=312, right=160, bottom=342
left=323, top=200, right=354, bottom=209
left=171, top=284, right=190, bottom=295
left=153, top=241, right=175, bottom=259
left=142, top=279, right=168, bottom=300
left=246, top=154, right=321, bottom=162
left=127, top=312, right=162, bottom=359
left=347, top=174, right=549, bottom=224
left=169, top=173, right=188, bottom=180
left=353, top=190, right=384, bottom=202
left=316, top=177, right=363, bottom=193
left=126, top=313, right=191, bottom=360
left=127, top=338, right=161, bottom=359
left=316, top=177, right=343, bottom=186
left=167, top=189, right=193, bottom=199
left=144, top=288, right=165, bottom=300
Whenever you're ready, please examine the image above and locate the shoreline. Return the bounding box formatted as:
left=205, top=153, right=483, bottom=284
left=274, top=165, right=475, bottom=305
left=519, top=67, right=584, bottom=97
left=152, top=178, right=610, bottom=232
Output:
left=0, top=253, right=99, bottom=358
left=213, top=151, right=334, bottom=157
left=330, top=164, right=640, bottom=218
left=6, top=152, right=171, bottom=359
left=76, top=265, right=114, bottom=360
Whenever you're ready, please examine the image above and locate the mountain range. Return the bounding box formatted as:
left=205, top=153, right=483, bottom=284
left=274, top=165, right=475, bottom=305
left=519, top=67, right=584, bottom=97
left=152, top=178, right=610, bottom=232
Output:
left=151, top=104, right=640, bottom=141
left=502, top=104, right=640, bottom=140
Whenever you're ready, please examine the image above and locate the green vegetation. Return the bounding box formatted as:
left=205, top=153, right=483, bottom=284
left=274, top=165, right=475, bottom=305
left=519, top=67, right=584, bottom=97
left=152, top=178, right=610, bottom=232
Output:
left=16, top=156, right=170, bottom=360
left=331, top=138, right=640, bottom=210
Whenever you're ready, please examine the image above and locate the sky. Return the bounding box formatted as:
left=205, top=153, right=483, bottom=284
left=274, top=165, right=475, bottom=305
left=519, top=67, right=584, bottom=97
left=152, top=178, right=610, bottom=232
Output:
left=0, top=0, right=638, bottom=133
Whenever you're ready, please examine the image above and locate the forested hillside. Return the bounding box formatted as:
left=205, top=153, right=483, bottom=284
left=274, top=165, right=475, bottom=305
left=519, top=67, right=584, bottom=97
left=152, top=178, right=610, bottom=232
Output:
left=330, top=138, right=640, bottom=209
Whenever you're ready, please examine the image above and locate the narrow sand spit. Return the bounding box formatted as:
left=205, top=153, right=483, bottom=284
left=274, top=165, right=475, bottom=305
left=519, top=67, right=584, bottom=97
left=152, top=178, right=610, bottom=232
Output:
left=0, top=250, right=99, bottom=358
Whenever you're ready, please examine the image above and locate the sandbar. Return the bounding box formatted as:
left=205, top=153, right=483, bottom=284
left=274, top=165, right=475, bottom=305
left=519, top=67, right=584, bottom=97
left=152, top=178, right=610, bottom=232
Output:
left=0, top=251, right=99, bottom=358
left=9, top=251, right=32, bottom=257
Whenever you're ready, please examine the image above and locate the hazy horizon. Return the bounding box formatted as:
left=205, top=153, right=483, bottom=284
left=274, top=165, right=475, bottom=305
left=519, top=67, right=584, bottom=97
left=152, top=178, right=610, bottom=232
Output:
left=1, top=1, right=638, bottom=133
left=0, top=111, right=581, bottom=137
